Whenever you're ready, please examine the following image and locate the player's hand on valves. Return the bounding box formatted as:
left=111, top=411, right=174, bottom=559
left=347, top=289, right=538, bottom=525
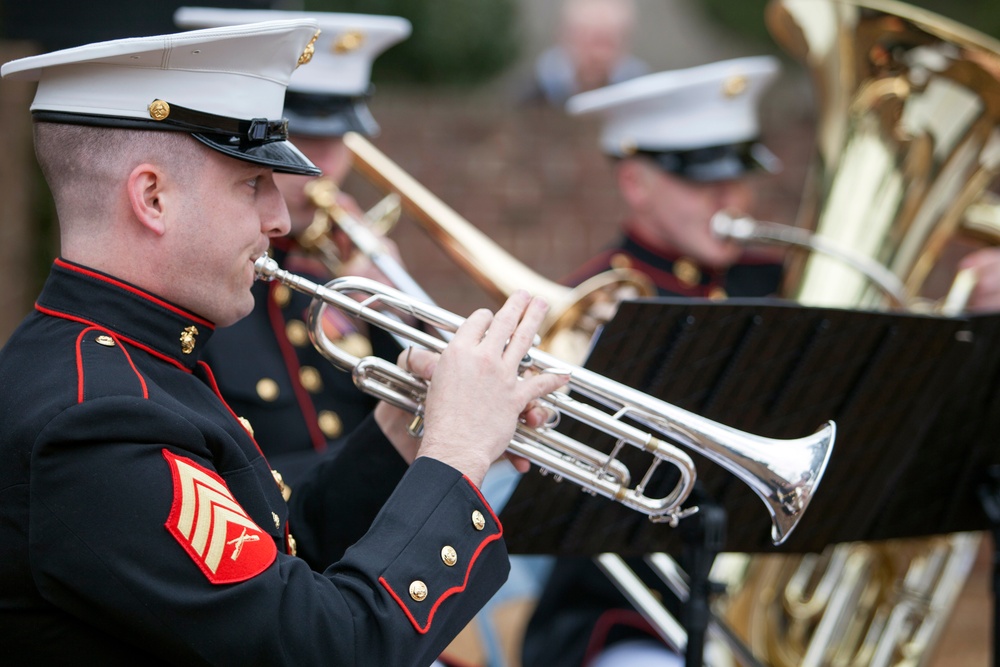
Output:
left=959, top=247, right=1000, bottom=312
left=405, top=291, right=569, bottom=487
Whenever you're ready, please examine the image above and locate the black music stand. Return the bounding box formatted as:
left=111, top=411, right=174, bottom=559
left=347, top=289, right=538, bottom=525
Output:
left=499, top=298, right=1000, bottom=664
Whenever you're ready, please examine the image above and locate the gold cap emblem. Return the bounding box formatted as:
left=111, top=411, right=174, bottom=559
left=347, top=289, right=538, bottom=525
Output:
left=619, top=138, right=638, bottom=156
left=334, top=30, right=366, bottom=54
left=409, top=580, right=428, bottom=602
left=298, top=30, right=321, bottom=67
left=179, top=325, right=199, bottom=355
left=148, top=99, right=171, bottom=121
left=722, top=74, right=748, bottom=98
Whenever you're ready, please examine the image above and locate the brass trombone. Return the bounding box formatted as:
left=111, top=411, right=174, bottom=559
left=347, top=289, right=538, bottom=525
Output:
left=254, top=254, right=836, bottom=545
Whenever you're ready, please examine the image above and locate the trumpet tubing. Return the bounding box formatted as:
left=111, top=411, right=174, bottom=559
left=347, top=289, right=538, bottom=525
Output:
left=254, top=255, right=836, bottom=545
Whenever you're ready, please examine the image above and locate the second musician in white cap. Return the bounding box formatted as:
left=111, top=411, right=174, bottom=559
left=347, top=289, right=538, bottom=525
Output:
left=174, top=8, right=416, bottom=487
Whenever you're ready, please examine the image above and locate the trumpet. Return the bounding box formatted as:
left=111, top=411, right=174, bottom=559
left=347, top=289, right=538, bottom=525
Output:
left=254, top=254, right=836, bottom=545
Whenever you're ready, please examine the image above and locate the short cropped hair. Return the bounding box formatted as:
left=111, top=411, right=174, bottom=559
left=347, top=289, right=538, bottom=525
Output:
left=34, top=123, right=203, bottom=228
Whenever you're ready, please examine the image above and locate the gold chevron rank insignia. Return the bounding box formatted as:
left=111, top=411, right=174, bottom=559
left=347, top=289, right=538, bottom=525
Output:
left=162, top=449, right=277, bottom=584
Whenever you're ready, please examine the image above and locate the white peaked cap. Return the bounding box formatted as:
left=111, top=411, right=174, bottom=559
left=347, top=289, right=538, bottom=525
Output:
left=567, top=56, right=782, bottom=180
left=174, top=8, right=412, bottom=96
left=1, top=20, right=324, bottom=175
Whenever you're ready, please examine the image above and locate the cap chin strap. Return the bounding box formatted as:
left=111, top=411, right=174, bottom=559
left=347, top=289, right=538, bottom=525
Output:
left=33, top=101, right=289, bottom=148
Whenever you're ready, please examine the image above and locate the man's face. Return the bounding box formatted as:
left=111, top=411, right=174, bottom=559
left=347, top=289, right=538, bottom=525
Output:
left=624, top=159, right=755, bottom=269
left=170, top=147, right=291, bottom=326
left=274, top=134, right=352, bottom=234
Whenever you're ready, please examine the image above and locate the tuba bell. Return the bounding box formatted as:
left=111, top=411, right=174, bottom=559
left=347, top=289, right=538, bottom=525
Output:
left=710, top=1, right=1000, bottom=664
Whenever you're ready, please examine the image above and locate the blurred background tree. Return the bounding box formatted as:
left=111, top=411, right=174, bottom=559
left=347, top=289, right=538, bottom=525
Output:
left=304, top=0, right=520, bottom=86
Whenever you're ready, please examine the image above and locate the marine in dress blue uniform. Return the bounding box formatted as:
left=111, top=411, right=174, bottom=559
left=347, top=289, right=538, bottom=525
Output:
left=174, top=9, right=413, bottom=486
left=0, top=22, right=511, bottom=666
left=523, top=56, right=786, bottom=667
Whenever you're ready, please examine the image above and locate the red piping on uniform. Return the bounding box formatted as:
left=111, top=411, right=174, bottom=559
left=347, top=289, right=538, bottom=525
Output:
left=75, top=327, right=149, bottom=403
left=38, top=304, right=193, bottom=373
left=265, top=281, right=327, bottom=453
left=54, top=258, right=215, bottom=328
left=379, top=479, right=504, bottom=635
left=582, top=609, right=660, bottom=665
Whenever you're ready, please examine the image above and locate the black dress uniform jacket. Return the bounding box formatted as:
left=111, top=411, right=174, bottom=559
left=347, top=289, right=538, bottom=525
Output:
left=523, top=227, right=783, bottom=667
left=0, top=258, right=508, bottom=666
left=202, top=243, right=401, bottom=487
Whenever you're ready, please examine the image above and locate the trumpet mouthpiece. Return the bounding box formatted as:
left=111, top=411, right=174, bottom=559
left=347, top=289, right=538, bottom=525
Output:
left=254, top=254, right=279, bottom=280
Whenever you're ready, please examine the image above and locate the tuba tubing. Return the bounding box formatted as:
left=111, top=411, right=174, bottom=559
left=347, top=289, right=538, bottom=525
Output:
left=255, top=255, right=836, bottom=545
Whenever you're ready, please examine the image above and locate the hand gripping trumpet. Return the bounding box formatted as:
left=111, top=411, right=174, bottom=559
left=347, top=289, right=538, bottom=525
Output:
left=255, top=255, right=835, bottom=545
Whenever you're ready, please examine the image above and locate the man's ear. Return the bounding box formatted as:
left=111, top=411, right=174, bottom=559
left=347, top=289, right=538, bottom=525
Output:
left=616, top=158, right=651, bottom=210
left=126, top=163, right=168, bottom=236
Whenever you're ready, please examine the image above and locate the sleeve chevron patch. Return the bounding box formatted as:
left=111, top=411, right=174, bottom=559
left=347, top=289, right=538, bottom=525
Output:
left=162, top=449, right=277, bottom=584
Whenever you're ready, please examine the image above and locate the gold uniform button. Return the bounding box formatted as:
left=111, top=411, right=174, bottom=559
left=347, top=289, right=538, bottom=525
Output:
left=708, top=286, right=728, bottom=300
left=673, top=258, right=702, bottom=287
left=256, top=378, right=279, bottom=402
left=441, top=546, right=458, bottom=567
left=472, top=510, right=486, bottom=531
left=273, top=284, right=291, bottom=308
left=336, top=332, right=373, bottom=358
left=609, top=253, right=633, bottom=271
left=286, top=319, right=310, bottom=347
left=299, top=366, right=323, bottom=393
left=95, top=335, right=116, bottom=347
left=409, top=580, right=428, bottom=602
left=237, top=416, right=254, bottom=437
left=271, top=469, right=292, bottom=501
left=287, top=532, right=297, bottom=557
left=318, top=410, right=343, bottom=439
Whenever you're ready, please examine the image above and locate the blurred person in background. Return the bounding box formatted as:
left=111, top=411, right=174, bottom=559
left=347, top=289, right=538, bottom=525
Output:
left=520, top=0, right=649, bottom=107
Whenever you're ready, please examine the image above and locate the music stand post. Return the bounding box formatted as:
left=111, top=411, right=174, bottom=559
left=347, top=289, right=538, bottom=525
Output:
left=978, top=466, right=1000, bottom=667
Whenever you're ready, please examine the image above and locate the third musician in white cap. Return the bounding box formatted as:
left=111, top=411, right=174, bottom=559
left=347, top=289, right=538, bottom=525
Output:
left=522, top=56, right=786, bottom=667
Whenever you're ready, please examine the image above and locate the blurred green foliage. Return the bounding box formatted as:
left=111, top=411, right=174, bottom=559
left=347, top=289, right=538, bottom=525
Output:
left=701, top=0, right=1000, bottom=47
left=303, top=0, right=520, bottom=87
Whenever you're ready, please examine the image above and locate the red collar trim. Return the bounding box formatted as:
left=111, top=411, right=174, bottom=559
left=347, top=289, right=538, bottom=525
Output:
left=54, top=258, right=215, bottom=330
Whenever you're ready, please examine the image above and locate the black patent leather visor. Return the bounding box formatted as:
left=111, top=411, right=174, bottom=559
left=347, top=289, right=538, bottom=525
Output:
left=283, top=91, right=380, bottom=138
left=636, top=140, right=781, bottom=182
left=33, top=103, right=321, bottom=176
left=191, top=132, right=320, bottom=176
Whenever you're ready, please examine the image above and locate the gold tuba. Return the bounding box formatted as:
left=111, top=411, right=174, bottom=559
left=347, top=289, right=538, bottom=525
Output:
left=711, top=0, right=1000, bottom=664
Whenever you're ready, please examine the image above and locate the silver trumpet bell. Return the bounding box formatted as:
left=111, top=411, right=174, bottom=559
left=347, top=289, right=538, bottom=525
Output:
left=255, top=255, right=835, bottom=545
